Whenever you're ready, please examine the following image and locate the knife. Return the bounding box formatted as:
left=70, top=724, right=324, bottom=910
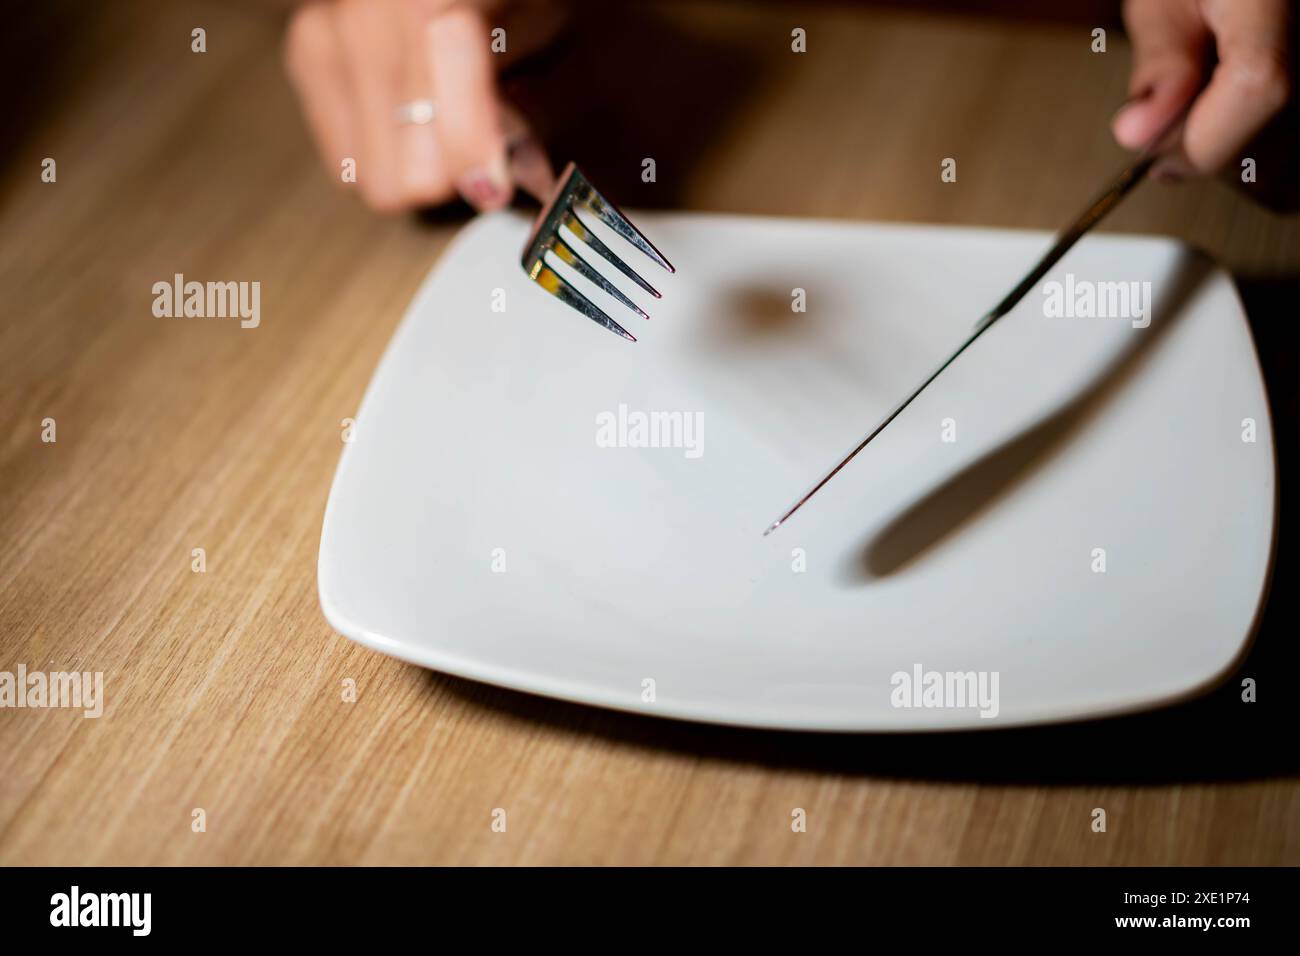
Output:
left=763, top=104, right=1191, bottom=536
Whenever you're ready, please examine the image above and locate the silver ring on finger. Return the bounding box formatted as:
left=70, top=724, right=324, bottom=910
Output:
left=394, top=99, right=436, bottom=126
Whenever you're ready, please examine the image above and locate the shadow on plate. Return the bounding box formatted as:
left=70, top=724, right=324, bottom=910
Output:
left=844, top=250, right=1210, bottom=580
left=423, top=265, right=1299, bottom=788
left=701, top=277, right=841, bottom=346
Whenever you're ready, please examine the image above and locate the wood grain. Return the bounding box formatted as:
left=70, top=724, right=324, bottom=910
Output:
left=2, top=0, right=1297, bottom=866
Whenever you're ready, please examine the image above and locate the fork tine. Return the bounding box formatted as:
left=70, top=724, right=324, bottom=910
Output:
left=548, top=237, right=650, bottom=320
left=575, top=179, right=675, bottom=274
left=519, top=162, right=672, bottom=342
left=562, top=212, right=661, bottom=299
left=527, top=260, right=636, bottom=342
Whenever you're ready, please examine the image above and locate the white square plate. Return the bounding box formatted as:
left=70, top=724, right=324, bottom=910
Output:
left=318, top=211, right=1274, bottom=731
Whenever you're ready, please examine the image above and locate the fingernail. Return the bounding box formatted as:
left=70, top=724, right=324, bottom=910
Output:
left=1151, top=158, right=1185, bottom=184
left=457, top=166, right=509, bottom=210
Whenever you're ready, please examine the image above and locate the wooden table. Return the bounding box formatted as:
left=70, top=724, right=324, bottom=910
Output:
left=2, top=0, right=1297, bottom=865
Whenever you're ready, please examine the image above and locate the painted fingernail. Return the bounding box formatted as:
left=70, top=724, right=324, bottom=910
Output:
left=457, top=168, right=507, bottom=209
left=1151, top=159, right=1185, bottom=184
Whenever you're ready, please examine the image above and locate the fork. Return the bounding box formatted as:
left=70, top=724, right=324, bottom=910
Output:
left=520, top=162, right=675, bottom=341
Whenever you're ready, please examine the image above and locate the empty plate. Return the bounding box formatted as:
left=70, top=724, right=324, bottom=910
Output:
left=317, top=211, right=1274, bottom=731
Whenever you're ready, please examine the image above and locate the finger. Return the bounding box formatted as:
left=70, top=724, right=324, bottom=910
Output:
left=409, top=0, right=568, bottom=70
left=396, top=0, right=454, bottom=206
left=500, top=102, right=555, bottom=202
left=1112, top=0, right=1209, bottom=151
left=284, top=3, right=360, bottom=181
left=425, top=5, right=511, bottom=210
left=335, top=0, right=409, bottom=212
left=1182, top=0, right=1292, bottom=173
